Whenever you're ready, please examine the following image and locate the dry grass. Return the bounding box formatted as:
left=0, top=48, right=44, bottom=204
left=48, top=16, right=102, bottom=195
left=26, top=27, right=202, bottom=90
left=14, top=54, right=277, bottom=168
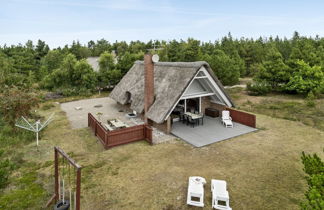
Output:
left=227, top=88, right=324, bottom=131
left=19, top=99, right=324, bottom=210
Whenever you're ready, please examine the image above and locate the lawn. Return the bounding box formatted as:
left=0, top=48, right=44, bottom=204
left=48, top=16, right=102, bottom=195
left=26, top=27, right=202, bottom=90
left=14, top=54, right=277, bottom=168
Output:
left=12, top=95, right=322, bottom=210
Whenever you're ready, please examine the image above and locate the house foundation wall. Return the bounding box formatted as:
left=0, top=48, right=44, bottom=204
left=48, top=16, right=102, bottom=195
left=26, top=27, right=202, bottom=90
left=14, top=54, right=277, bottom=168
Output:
left=148, top=119, right=169, bottom=134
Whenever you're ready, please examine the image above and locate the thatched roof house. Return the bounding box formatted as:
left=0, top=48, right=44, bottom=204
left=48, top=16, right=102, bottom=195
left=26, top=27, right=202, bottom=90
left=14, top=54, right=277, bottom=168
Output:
left=110, top=61, right=234, bottom=129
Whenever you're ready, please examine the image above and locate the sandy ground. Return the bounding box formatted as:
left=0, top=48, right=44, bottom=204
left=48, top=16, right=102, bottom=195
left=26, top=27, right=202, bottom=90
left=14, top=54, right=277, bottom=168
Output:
left=60, top=97, right=174, bottom=144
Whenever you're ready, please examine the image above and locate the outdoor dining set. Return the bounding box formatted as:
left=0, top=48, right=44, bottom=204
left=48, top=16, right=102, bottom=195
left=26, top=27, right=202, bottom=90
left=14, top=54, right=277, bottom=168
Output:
left=179, top=111, right=205, bottom=127
left=104, top=119, right=129, bottom=131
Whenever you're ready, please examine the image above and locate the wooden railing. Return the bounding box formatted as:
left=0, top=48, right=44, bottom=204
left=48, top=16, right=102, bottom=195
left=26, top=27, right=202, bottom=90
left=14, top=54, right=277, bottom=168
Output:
left=226, top=108, right=256, bottom=128
left=88, top=113, right=153, bottom=149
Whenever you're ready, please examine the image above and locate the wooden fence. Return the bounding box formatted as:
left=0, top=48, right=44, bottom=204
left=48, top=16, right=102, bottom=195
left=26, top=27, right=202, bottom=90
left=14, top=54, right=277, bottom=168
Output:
left=226, top=108, right=256, bottom=128
left=88, top=113, right=152, bottom=149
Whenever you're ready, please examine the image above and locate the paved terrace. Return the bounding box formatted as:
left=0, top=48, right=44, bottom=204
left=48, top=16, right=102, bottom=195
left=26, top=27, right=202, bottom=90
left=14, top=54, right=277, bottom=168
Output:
left=60, top=97, right=174, bottom=144
left=171, top=116, right=257, bottom=147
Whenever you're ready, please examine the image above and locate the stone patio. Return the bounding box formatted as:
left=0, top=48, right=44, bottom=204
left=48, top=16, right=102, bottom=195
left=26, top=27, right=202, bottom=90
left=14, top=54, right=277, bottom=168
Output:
left=171, top=116, right=257, bottom=147
left=60, top=97, right=174, bottom=144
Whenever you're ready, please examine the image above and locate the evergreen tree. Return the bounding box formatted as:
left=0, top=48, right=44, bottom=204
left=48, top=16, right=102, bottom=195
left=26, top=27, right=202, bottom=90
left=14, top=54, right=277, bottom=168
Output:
left=202, top=50, right=240, bottom=85
left=286, top=60, right=324, bottom=94
left=117, top=51, right=144, bottom=75
left=183, top=38, right=201, bottom=61
left=256, top=47, right=290, bottom=89
left=166, top=40, right=183, bottom=62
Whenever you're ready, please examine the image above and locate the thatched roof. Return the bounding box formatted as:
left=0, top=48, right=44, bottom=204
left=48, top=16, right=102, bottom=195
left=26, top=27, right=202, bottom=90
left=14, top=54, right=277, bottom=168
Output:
left=109, top=61, right=234, bottom=124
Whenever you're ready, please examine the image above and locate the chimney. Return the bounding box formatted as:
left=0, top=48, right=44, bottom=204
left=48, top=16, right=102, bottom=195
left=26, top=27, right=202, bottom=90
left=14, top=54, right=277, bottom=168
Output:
left=144, top=53, right=154, bottom=124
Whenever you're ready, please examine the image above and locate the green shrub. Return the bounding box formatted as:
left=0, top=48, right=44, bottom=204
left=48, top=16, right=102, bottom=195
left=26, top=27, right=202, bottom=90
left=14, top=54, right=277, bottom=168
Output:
left=41, top=102, right=55, bottom=110
left=41, top=54, right=98, bottom=95
left=300, top=151, right=324, bottom=210
left=55, top=87, right=93, bottom=97
left=0, top=87, right=40, bottom=127
left=0, top=124, right=35, bottom=148
left=246, top=81, right=271, bottom=96
left=0, top=159, right=11, bottom=189
left=305, top=91, right=316, bottom=107
left=0, top=150, right=15, bottom=189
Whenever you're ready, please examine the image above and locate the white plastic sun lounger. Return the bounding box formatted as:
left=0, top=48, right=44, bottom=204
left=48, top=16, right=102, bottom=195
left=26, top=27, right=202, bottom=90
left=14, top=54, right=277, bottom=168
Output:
left=221, top=111, right=233, bottom=128
left=187, top=176, right=206, bottom=207
left=211, top=179, right=231, bottom=210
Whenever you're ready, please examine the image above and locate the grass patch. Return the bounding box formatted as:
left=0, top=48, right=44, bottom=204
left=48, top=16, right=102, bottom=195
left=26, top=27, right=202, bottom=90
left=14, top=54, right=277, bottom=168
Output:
left=41, top=102, right=55, bottom=111
left=0, top=93, right=323, bottom=209
left=240, top=99, right=324, bottom=130
left=226, top=87, right=244, bottom=100
left=0, top=162, right=49, bottom=210
left=51, top=91, right=110, bottom=104
left=0, top=115, right=49, bottom=209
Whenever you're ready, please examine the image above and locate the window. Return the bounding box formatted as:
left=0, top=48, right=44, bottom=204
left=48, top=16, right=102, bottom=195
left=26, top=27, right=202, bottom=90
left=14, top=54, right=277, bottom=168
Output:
left=125, top=91, right=132, bottom=104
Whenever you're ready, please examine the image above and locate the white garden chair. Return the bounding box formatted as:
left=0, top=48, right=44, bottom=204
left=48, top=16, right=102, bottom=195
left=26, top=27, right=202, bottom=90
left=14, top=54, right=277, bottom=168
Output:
left=211, top=179, right=232, bottom=210
left=221, top=110, right=233, bottom=128
left=187, top=176, right=206, bottom=207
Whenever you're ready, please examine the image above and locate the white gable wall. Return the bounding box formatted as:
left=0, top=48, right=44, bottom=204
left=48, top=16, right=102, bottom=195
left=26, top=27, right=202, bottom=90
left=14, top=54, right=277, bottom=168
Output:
left=164, top=66, right=232, bottom=121
left=180, top=66, right=232, bottom=107
left=183, top=80, right=209, bottom=96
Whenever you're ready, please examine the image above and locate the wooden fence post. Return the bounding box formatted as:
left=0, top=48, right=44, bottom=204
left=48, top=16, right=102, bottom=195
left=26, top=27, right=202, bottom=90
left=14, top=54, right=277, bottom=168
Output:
left=144, top=125, right=153, bottom=145
left=76, top=168, right=81, bottom=210
left=54, top=147, right=59, bottom=203
left=95, top=122, right=97, bottom=136
left=105, top=132, right=108, bottom=149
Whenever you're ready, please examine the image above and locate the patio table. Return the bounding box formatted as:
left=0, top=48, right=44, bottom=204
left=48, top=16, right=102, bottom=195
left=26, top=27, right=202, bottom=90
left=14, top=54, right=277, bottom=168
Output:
left=185, top=112, right=204, bottom=125
left=185, top=112, right=202, bottom=120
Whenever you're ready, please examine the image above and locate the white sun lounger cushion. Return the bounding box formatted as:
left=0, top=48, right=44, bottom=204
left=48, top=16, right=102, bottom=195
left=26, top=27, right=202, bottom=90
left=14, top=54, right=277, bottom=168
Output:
left=211, top=179, right=231, bottom=210
left=187, top=176, right=206, bottom=207
left=223, top=119, right=233, bottom=128
left=221, top=111, right=233, bottom=128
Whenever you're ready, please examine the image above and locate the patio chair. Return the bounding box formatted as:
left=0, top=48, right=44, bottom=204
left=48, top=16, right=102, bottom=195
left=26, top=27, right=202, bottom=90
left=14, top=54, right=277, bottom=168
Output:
left=187, top=176, right=206, bottom=207
left=182, top=114, right=188, bottom=124
left=187, top=116, right=197, bottom=127
left=221, top=111, right=233, bottom=128
left=211, top=179, right=231, bottom=210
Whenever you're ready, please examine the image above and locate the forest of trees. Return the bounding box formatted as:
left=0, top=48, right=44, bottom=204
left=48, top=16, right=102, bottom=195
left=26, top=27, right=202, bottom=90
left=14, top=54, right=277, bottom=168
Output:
left=1, top=31, right=324, bottom=98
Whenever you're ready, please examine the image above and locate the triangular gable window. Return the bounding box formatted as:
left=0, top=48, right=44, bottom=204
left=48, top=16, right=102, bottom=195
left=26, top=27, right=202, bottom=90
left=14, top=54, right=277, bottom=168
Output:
left=197, top=71, right=206, bottom=77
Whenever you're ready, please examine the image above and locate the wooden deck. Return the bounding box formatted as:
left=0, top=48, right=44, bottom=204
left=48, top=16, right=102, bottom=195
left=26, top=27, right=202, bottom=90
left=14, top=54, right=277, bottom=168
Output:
left=171, top=116, right=257, bottom=147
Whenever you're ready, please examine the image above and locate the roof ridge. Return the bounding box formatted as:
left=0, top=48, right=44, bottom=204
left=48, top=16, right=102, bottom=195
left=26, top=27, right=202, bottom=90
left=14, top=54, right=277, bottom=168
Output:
left=135, top=60, right=209, bottom=68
